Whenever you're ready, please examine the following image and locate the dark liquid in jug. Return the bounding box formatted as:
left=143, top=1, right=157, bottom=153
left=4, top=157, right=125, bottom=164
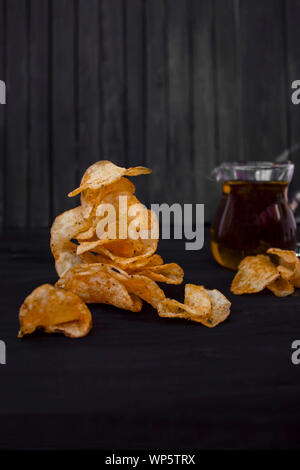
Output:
left=210, top=181, right=297, bottom=270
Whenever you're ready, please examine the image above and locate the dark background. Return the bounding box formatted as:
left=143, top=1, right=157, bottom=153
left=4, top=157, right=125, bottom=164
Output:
left=0, top=0, right=300, bottom=228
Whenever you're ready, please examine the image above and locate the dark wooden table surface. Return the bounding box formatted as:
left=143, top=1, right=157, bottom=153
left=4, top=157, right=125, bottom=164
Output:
left=0, top=228, right=300, bottom=450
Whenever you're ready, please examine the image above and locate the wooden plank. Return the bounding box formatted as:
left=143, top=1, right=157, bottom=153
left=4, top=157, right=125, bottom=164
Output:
left=145, top=0, right=168, bottom=204
left=285, top=0, right=300, bottom=206
left=101, top=0, right=126, bottom=168
left=215, top=0, right=242, bottom=163
left=167, top=0, right=192, bottom=203
left=125, top=0, right=146, bottom=202
left=191, top=0, right=219, bottom=221
left=239, top=0, right=287, bottom=162
left=78, top=0, right=101, bottom=181
left=52, top=0, right=76, bottom=216
left=29, top=0, right=50, bottom=227
left=0, top=0, right=5, bottom=228
left=6, top=0, right=28, bottom=227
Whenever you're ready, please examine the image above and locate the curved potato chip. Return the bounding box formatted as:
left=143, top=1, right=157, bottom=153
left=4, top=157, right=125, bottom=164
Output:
left=18, top=284, right=92, bottom=338
left=267, top=248, right=298, bottom=270
left=81, top=177, right=136, bottom=219
left=267, top=248, right=298, bottom=284
left=94, top=238, right=158, bottom=267
left=200, top=289, right=231, bottom=328
left=157, top=298, right=195, bottom=319
left=50, top=207, right=90, bottom=277
left=277, top=265, right=295, bottom=281
left=55, top=264, right=142, bottom=312
left=103, top=265, right=165, bottom=309
left=68, top=160, right=151, bottom=197
left=267, top=278, right=295, bottom=297
left=138, top=263, right=184, bottom=285
left=185, top=284, right=211, bottom=317
left=158, top=285, right=231, bottom=327
left=293, top=260, right=300, bottom=288
left=231, top=255, right=279, bottom=295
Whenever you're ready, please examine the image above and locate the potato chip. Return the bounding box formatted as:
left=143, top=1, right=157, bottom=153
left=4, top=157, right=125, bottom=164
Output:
left=81, top=177, right=136, bottom=219
left=267, top=248, right=298, bottom=270
left=293, top=260, right=300, bottom=288
left=231, top=254, right=279, bottom=295
left=68, top=161, right=151, bottom=197
left=200, top=289, right=231, bottom=327
left=157, top=298, right=196, bottom=319
left=185, top=284, right=211, bottom=317
left=104, top=265, right=165, bottom=309
left=55, top=264, right=143, bottom=312
left=157, top=284, right=231, bottom=327
left=267, top=278, right=295, bottom=297
left=50, top=206, right=90, bottom=277
left=18, top=284, right=92, bottom=338
left=137, top=263, right=184, bottom=285
left=267, top=247, right=298, bottom=283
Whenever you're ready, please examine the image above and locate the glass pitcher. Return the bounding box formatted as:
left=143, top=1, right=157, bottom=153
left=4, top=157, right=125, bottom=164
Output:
left=210, top=162, right=298, bottom=270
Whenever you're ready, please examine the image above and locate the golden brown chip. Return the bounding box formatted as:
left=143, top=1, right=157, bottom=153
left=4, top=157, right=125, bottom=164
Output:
left=157, top=284, right=231, bottom=327
left=105, top=266, right=165, bottom=309
left=81, top=177, right=136, bottom=219
left=231, top=255, right=279, bottom=295
left=50, top=206, right=90, bottom=277
left=185, top=284, right=211, bottom=317
left=157, top=298, right=195, bottom=320
left=68, top=160, right=151, bottom=197
left=293, top=260, right=300, bottom=288
left=267, top=278, right=295, bottom=297
left=267, top=248, right=299, bottom=284
left=55, top=264, right=143, bottom=312
left=137, top=263, right=184, bottom=285
left=267, top=248, right=298, bottom=269
left=200, top=289, right=231, bottom=327
left=18, top=284, right=92, bottom=338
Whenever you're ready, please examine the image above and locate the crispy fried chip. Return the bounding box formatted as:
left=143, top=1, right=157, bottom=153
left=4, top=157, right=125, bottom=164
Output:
left=293, top=260, right=300, bottom=288
left=55, top=264, right=143, bottom=312
left=200, top=289, right=231, bottom=327
left=185, top=284, right=211, bottom=317
left=50, top=206, right=90, bottom=277
left=267, top=278, right=295, bottom=297
left=81, top=177, right=136, bottom=220
left=105, top=266, right=165, bottom=309
left=267, top=248, right=299, bottom=283
left=267, top=248, right=298, bottom=270
left=157, top=284, right=231, bottom=327
left=137, top=263, right=184, bottom=285
left=18, top=284, right=92, bottom=338
left=68, top=161, right=151, bottom=197
left=231, top=255, right=279, bottom=295
left=157, top=298, right=196, bottom=320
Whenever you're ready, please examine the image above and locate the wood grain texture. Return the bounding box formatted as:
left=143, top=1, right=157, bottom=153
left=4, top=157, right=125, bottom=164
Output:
left=0, top=1, right=299, bottom=227
left=78, top=0, right=102, bottom=182
left=286, top=0, right=300, bottom=183
left=101, top=0, right=126, bottom=167
left=145, top=0, right=168, bottom=203
left=239, top=0, right=287, bottom=161
left=125, top=0, right=147, bottom=202
left=29, top=0, right=50, bottom=227
left=167, top=0, right=192, bottom=204
left=191, top=0, right=219, bottom=221
left=6, top=0, right=28, bottom=227
left=0, top=0, right=5, bottom=228
left=51, top=0, right=76, bottom=216
left=215, top=0, right=242, bottom=163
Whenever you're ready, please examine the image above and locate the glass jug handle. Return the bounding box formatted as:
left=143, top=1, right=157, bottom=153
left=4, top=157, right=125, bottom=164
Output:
left=290, top=191, right=300, bottom=213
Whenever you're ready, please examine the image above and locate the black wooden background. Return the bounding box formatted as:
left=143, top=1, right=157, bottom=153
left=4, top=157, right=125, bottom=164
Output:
left=0, top=0, right=300, bottom=229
